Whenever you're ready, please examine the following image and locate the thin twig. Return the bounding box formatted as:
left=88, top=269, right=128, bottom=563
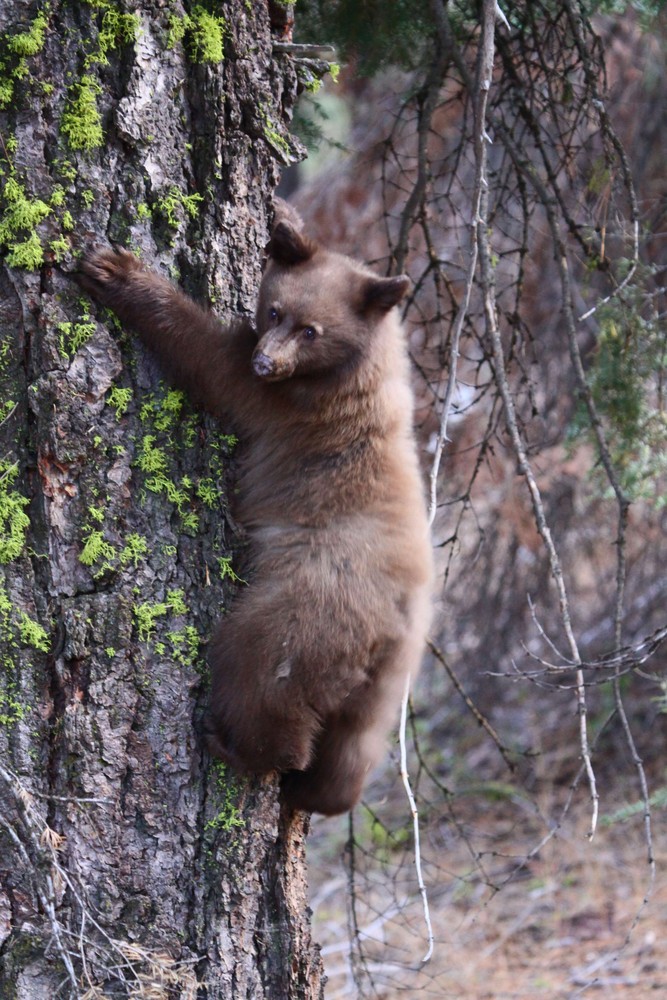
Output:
left=398, top=673, right=434, bottom=964
left=429, top=640, right=517, bottom=771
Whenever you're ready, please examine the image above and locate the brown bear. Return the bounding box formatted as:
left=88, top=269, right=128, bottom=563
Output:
left=77, top=214, right=433, bottom=816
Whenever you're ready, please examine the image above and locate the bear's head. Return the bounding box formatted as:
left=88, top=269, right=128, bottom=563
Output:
left=252, top=220, right=410, bottom=383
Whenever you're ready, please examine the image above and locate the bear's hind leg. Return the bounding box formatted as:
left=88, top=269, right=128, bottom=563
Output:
left=281, top=715, right=385, bottom=816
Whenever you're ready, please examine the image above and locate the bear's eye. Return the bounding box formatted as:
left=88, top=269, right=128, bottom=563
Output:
left=303, top=326, right=317, bottom=341
left=268, top=307, right=279, bottom=322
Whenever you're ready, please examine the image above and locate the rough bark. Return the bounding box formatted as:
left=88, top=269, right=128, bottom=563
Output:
left=0, top=2, right=323, bottom=997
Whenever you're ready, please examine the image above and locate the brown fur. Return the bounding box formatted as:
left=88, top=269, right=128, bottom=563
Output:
left=77, top=219, right=433, bottom=816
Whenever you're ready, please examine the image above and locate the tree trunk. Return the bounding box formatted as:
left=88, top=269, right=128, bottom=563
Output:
left=0, top=2, right=323, bottom=996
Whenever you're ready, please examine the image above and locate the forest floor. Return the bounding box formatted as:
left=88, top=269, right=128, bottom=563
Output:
left=307, top=769, right=667, bottom=999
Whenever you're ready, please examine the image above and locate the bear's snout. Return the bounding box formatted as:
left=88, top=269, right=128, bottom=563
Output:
left=252, top=351, right=276, bottom=378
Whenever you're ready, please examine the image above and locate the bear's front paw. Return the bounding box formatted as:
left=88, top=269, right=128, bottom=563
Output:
left=76, top=246, right=143, bottom=307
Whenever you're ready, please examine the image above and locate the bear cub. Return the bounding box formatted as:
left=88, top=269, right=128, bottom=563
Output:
left=78, top=212, right=433, bottom=816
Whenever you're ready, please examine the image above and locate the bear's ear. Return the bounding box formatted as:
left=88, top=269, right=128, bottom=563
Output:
left=360, top=274, right=411, bottom=314
left=266, top=221, right=317, bottom=266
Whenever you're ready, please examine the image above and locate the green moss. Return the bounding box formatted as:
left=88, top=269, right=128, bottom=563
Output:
left=167, top=7, right=227, bottom=63
left=166, top=624, right=200, bottom=667
left=49, top=185, right=66, bottom=208
left=0, top=177, right=51, bottom=270
left=1, top=587, right=48, bottom=654
left=0, top=399, right=15, bottom=423
left=155, top=187, right=204, bottom=231
left=166, top=13, right=188, bottom=49
left=150, top=388, right=185, bottom=432
left=17, top=612, right=50, bottom=653
left=0, top=460, right=30, bottom=564
left=166, top=589, right=187, bottom=616
left=107, top=385, right=133, bottom=419
left=218, top=556, right=244, bottom=584
left=196, top=478, right=218, bottom=508
left=134, top=589, right=188, bottom=643
left=0, top=683, right=28, bottom=726
left=0, top=78, right=14, bottom=108
left=57, top=159, right=78, bottom=184
left=79, top=528, right=116, bottom=569
left=259, top=107, right=292, bottom=161
left=0, top=9, right=51, bottom=109
left=189, top=6, right=226, bottom=62
left=7, top=11, right=49, bottom=58
left=57, top=316, right=96, bottom=358
left=61, top=75, right=104, bottom=151
left=137, top=433, right=166, bottom=473
left=0, top=582, right=49, bottom=728
left=3, top=135, right=18, bottom=159
left=137, top=433, right=198, bottom=529
left=49, top=234, right=70, bottom=262
left=205, top=762, right=245, bottom=834
left=88, top=503, right=105, bottom=524
left=85, top=8, right=140, bottom=68
left=119, top=532, right=148, bottom=568
left=6, top=232, right=44, bottom=270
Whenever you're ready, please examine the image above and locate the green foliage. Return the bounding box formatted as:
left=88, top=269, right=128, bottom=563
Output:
left=295, top=0, right=436, bottom=75
left=291, top=89, right=349, bottom=161
left=570, top=270, right=667, bottom=506
left=137, top=434, right=198, bottom=529
left=0, top=399, right=15, bottom=423
left=166, top=624, right=200, bottom=668
left=601, top=785, right=667, bottom=826
left=188, top=5, right=226, bottom=62
left=591, top=0, right=666, bottom=25
left=141, top=389, right=185, bottom=432
left=296, top=0, right=666, bottom=76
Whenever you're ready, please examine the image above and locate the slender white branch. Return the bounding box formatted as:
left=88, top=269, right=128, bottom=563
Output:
left=398, top=673, right=433, bottom=963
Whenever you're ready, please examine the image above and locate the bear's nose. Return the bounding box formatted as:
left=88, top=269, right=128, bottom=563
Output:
left=252, top=352, right=275, bottom=378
